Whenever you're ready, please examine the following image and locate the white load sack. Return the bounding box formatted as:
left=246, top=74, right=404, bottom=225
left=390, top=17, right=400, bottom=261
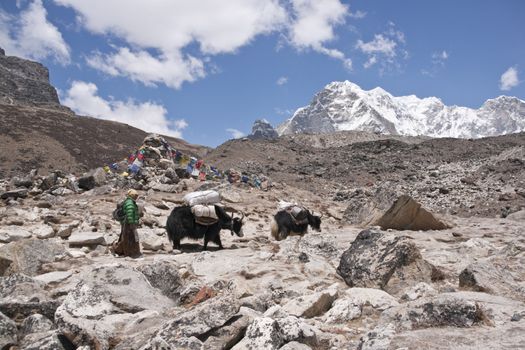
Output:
left=184, top=190, right=221, bottom=206
left=191, top=205, right=218, bottom=219
left=278, top=200, right=298, bottom=211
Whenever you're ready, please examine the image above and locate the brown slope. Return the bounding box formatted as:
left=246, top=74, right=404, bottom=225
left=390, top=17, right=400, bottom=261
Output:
left=0, top=103, right=208, bottom=178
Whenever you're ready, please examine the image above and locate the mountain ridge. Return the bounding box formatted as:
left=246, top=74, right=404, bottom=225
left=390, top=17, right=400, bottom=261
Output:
left=277, top=80, right=525, bottom=138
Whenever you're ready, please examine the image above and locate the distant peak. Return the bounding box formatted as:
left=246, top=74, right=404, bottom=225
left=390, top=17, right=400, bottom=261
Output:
left=326, top=80, right=362, bottom=90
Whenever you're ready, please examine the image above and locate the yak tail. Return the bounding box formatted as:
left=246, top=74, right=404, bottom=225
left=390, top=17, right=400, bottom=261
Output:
left=270, top=218, right=280, bottom=241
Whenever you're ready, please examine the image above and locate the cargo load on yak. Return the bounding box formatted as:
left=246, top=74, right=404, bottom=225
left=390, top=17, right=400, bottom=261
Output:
left=278, top=200, right=308, bottom=225
left=184, top=190, right=221, bottom=206
left=184, top=190, right=222, bottom=225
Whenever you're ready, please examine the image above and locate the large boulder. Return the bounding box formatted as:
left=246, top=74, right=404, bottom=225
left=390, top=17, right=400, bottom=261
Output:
left=145, top=294, right=241, bottom=349
left=54, top=282, right=133, bottom=349
left=0, top=238, right=66, bottom=276
left=137, top=260, right=183, bottom=301
left=336, top=229, right=443, bottom=294
left=55, top=264, right=178, bottom=349
left=459, top=260, right=524, bottom=301
left=374, top=195, right=450, bottom=231
left=0, top=274, right=59, bottom=320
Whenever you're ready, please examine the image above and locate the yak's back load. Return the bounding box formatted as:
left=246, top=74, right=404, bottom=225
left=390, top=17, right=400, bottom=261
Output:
left=191, top=204, right=219, bottom=225
left=184, top=190, right=221, bottom=206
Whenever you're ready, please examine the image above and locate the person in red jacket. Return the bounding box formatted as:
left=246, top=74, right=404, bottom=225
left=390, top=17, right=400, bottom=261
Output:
left=112, top=189, right=141, bottom=258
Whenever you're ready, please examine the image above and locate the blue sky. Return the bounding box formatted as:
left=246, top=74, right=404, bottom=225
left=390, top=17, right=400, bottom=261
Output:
left=1, top=0, right=523, bottom=147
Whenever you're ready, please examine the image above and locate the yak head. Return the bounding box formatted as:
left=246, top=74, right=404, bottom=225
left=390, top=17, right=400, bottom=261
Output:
left=230, top=211, right=245, bottom=237
left=307, top=210, right=323, bottom=232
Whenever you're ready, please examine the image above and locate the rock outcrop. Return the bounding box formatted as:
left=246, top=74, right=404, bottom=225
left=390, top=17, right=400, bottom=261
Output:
left=249, top=119, right=278, bottom=140
left=336, top=229, right=443, bottom=294
left=0, top=47, right=60, bottom=107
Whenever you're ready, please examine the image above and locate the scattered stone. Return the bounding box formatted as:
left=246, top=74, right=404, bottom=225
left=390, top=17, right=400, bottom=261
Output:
left=1, top=188, right=28, bottom=200
left=0, top=226, right=32, bottom=243
left=324, top=288, right=399, bottom=323
left=282, top=287, right=338, bottom=318
left=0, top=238, right=66, bottom=276
left=67, top=232, right=106, bottom=247
left=0, top=311, right=17, bottom=349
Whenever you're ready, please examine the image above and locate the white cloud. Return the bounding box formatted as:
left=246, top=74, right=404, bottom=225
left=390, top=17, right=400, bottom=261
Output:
left=356, top=23, right=407, bottom=74
left=356, top=34, right=397, bottom=57
left=54, top=0, right=352, bottom=86
left=288, top=0, right=352, bottom=68
left=55, top=0, right=288, bottom=88
left=0, top=0, right=70, bottom=64
left=499, top=66, right=520, bottom=91
left=86, top=48, right=205, bottom=89
left=62, top=81, right=187, bottom=138
left=276, top=76, right=288, bottom=85
left=363, top=55, right=377, bottom=69
left=432, top=50, right=448, bottom=65
left=348, top=10, right=366, bottom=19
left=274, top=107, right=294, bottom=116
left=226, top=128, right=246, bottom=139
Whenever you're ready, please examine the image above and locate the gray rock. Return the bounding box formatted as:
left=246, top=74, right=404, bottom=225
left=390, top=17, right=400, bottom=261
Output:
left=19, top=331, right=71, bottom=350
left=336, top=229, right=443, bottom=294
left=459, top=260, right=523, bottom=300
left=0, top=225, right=32, bottom=243
left=381, top=293, right=486, bottom=330
left=147, top=294, right=241, bottom=348
left=0, top=274, right=59, bottom=320
left=68, top=231, right=106, bottom=247
left=1, top=188, right=28, bottom=200
left=324, top=288, right=398, bottom=323
left=137, top=260, right=183, bottom=301
left=0, top=238, right=66, bottom=276
left=13, top=175, right=33, bottom=188
left=277, top=315, right=319, bottom=347
left=31, top=224, right=55, bottom=239
left=358, top=323, right=396, bottom=350
left=280, top=341, right=313, bottom=350
left=232, top=317, right=283, bottom=350
left=281, top=288, right=338, bottom=318
left=20, top=313, right=55, bottom=336
left=54, top=282, right=134, bottom=349
left=34, top=270, right=72, bottom=285
left=0, top=311, right=17, bottom=349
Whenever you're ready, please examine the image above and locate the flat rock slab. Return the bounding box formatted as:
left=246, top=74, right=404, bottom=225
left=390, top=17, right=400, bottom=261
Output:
left=0, top=226, right=32, bottom=243
left=34, top=270, right=73, bottom=284
left=68, top=232, right=106, bottom=246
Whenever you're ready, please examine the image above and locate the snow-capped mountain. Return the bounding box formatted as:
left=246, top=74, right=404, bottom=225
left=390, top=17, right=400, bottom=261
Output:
left=277, top=81, right=525, bottom=138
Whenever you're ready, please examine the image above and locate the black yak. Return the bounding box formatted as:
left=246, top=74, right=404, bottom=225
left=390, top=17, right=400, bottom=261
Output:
left=166, top=205, right=244, bottom=250
left=270, top=207, right=322, bottom=241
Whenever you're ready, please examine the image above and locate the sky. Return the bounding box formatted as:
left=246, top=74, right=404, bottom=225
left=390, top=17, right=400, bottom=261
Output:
left=1, top=0, right=524, bottom=147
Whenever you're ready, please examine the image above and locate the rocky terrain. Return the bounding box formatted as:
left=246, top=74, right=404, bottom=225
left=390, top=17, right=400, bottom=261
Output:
left=1, top=50, right=525, bottom=350
left=1, top=128, right=524, bottom=349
